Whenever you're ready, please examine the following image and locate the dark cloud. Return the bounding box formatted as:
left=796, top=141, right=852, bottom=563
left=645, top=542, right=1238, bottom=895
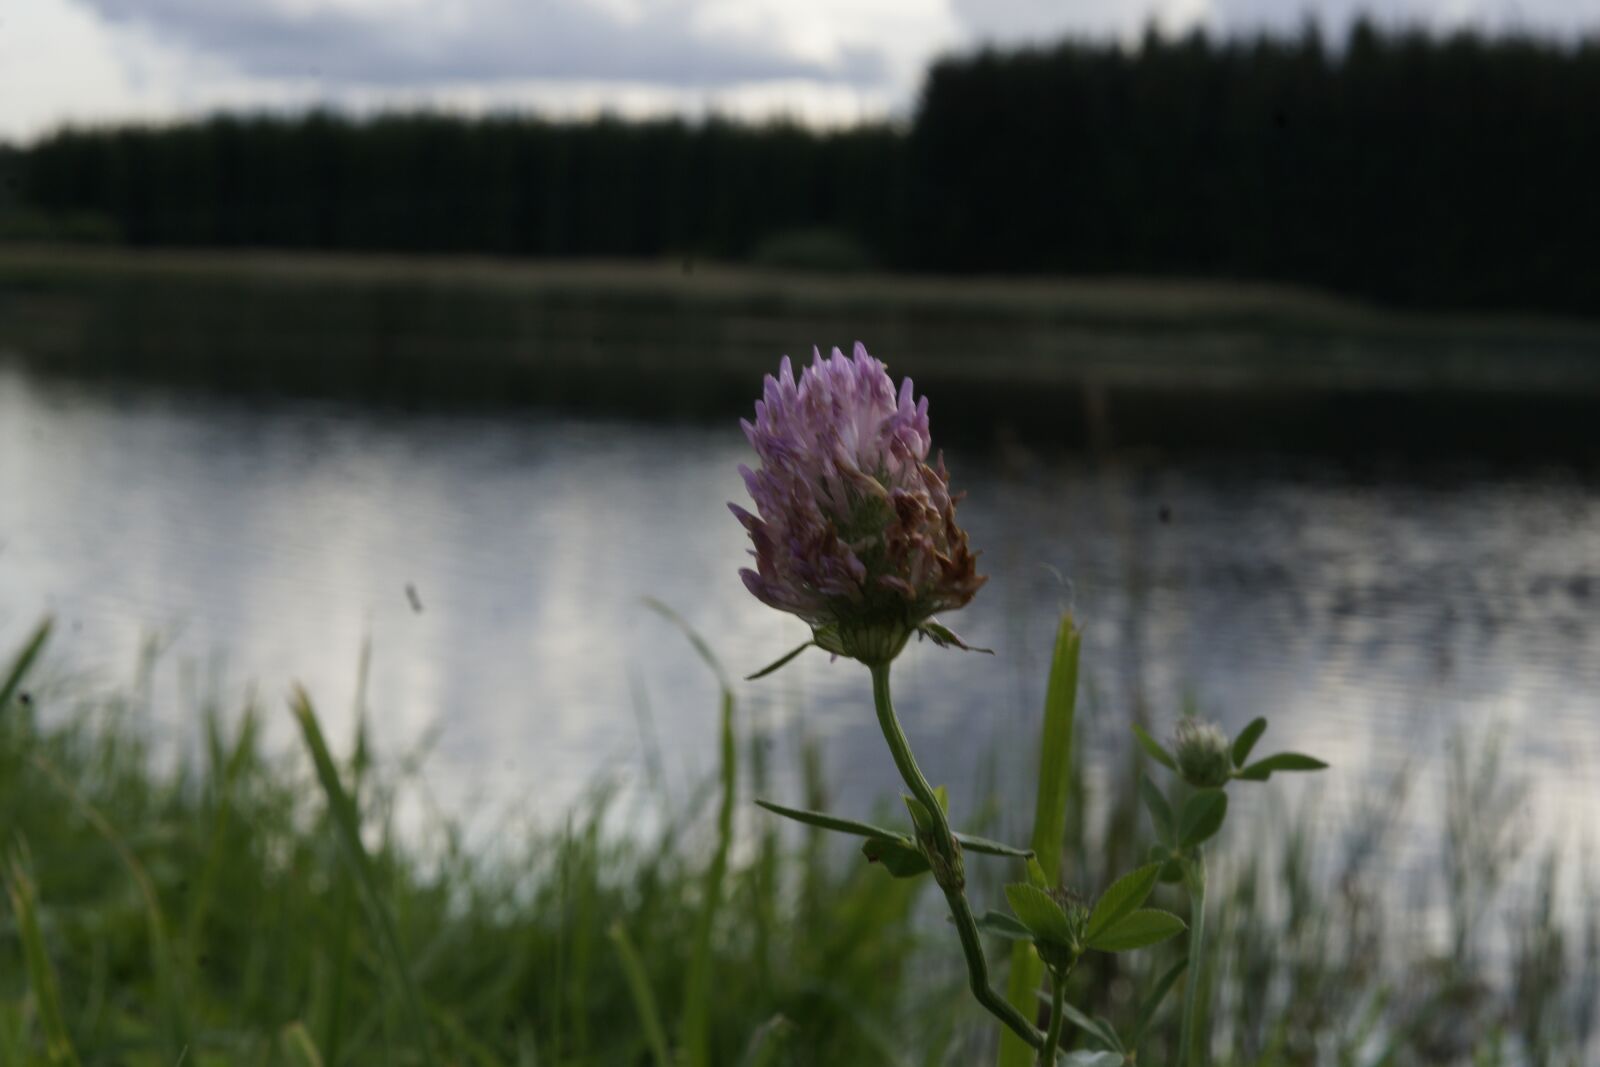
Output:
left=80, top=0, right=887, bottom=87
left=950, top=0, right=1599, bottom=43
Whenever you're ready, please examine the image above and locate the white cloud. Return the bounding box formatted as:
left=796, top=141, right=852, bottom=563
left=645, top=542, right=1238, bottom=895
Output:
left=0, top=0, right=1594, bottom=142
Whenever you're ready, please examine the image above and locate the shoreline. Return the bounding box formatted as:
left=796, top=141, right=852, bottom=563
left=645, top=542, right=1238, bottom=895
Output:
left=3, top=244, right=1599, bottom=453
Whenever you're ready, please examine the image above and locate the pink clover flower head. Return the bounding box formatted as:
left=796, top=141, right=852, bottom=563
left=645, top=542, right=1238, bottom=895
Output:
left=731, top=343, right=985, bottom=665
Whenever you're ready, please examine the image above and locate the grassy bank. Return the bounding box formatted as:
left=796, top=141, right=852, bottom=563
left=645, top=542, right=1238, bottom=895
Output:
left=4, top=245, right=1600, bottom=452
left=0, top=620, right=1595, bottom=1066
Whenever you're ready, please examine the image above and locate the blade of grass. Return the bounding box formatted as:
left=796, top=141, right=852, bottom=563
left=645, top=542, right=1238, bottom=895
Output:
left=29, top=753, right=190, bottom=1060
left=290, top=688, right=438, bottom=1067
left=3, top=845, right=80, bottom=1067
left=608, top=922, right=672, bottom=1067
left=0, top=618, right=50, bottom=712
left=280, top=1022, right=326, bottom=1067
left=646, top=599, right=735, bottom=1067
left=1000, top=613, right=1080, bottom=1067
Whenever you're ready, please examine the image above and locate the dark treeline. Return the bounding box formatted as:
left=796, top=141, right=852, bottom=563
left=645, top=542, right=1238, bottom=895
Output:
left=4, top=21, right=1598, bottom=316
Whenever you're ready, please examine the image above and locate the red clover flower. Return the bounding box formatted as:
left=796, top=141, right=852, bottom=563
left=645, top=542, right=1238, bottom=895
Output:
left=731, top=343, right=984, bottom=665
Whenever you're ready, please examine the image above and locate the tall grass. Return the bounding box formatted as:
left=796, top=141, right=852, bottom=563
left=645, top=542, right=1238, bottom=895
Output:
left=0, top=622, right=1593, bottom=1065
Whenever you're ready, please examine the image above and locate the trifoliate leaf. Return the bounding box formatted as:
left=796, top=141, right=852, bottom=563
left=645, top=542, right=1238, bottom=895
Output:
left=1085, top=864, right=1160, bottom=942
left=1140, top=775, right=1175, bottom=843
left=1132, top=723, right=1177, bottom=771
left=1178, top=789, right=1228, bottom=848
left=1231, top=717, right=1267, bottom=768
left=1085, top=909, right=1186, bottom=952
left=1236, top=752, right=1329, bottom=781
left=1004, top=883, right=1075, bottom=944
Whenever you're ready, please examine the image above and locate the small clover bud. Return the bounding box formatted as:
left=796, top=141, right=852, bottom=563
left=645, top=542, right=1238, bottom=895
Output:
left=1041, top=887, right=1090, bottom=973
left=1005, top=880, right=1090, bottom=976
left=1173, top=718, right=1233, bottom=790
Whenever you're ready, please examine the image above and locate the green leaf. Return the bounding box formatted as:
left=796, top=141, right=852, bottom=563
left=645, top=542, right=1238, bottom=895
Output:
left=1178, top=789, right=1228, bottom=848
left=1237, top=752, right=1329, bottom=781
left=744, top=640, right=815, bottom=681
left=1133, top=958, right=1189, bottom=1046
left=1231, top=717, right=1268, bottom=767
left=1132, top=723, right=1177, bottom=771
left=754, top=799, right=899, bottom=840
left=861, top=837, right=930, bottom=878
left=1139, top=776, right=1175, bottom=843
left=755, top=799, right=1028, bottom=860
left=1002, top=614, right=1080, bottom=1067
left=1086, top=864, right=1160, bottom=942
left=1085, top=909, right=1187, bottom=952
left=1004, top=883, right=1074, bottom=944
left=975, top=910, right=1036, bottom=942
left=1049, top=998, right=1123, bottom=1053
left=952, top=832, right=1034, bottom=860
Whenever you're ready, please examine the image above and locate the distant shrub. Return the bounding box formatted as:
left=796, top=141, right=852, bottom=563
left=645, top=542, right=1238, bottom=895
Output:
left=748, top=227, right=877, bottom=274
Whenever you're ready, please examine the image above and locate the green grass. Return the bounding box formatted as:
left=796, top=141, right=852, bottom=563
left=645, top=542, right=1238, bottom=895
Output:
left=0, top=620, right=1594, bottom=1066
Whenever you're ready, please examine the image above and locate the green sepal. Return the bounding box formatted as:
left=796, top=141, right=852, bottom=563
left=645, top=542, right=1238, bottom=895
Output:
left=1236, top=752, right=1328, bottom=781
left=1004, top=883, right=1075, bottom=945
left=916, top=619, right=994, bottom=654
left=1085, top=864, right=1160, bottom=942
left=975, top=910, right=1035, bottom=942
left=810, top=624, right=847, bottom=657
left=1132, top=723, right=1177, bottom=771
left=1139, top=775, right=1175, bottom=843
left=860, top=836, right=930, bottom=878
left=1084, top=909, right=1186, bottom=952
left=1178, top=789, right=1228, bottom=848
left=1231, top=717, right=1267, bottom=767
left=901, top=785, right=948, bottom=837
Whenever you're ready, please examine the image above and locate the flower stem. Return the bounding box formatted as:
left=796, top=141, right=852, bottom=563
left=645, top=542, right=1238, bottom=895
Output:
left=869, top=663, right=1043, bottom=1052
left=1179, top=851, right=1208, bottom=1067
left=1037, top=976, right=1066, bottom=1066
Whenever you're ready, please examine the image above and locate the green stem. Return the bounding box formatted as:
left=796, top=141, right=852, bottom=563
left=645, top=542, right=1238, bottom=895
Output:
left=1180, top=852, right=1208, bottom=1067
left=869, top=663, right=1044, bottom=1052
left=1037, top=977, right=1066, bottom=1066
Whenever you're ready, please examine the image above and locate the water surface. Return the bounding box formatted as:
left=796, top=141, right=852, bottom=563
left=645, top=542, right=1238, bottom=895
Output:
left=1, top=360, right=1597, bottom=900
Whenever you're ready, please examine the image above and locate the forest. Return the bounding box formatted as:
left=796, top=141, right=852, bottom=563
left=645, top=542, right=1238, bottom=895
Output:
left=3, top=21, right=1597, bottom=317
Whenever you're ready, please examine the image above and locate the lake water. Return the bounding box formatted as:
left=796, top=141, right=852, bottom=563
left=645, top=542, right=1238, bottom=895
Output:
left=2, top=357, right=1598, bottom=904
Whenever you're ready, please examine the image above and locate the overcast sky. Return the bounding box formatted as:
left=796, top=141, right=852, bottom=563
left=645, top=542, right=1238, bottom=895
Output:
left=2, top=0, right=1595, bottom=142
